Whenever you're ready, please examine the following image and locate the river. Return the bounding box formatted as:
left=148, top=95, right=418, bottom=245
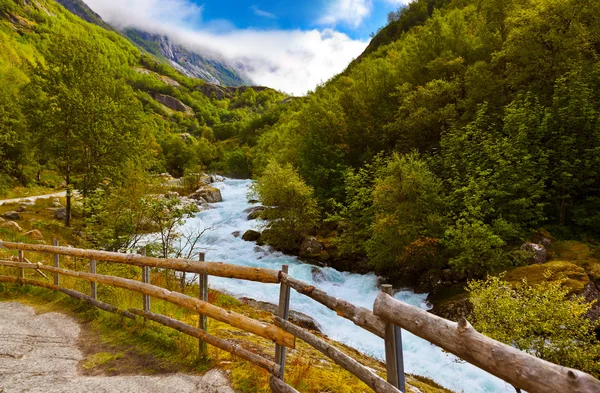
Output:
left=179, top=179, right=511, bottom=393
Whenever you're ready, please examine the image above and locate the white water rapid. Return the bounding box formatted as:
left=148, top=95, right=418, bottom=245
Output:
left=180, top=179, right=512, bottom=393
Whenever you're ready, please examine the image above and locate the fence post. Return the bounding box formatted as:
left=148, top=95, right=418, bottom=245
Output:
left=198, top=252, right=208, bottom=358
left=18, top=250, right=24, bottom=284
left=90, top=259, right=97, bottom=300
left=274, top=265, right=291, bottom=380
left=53, top=239, right=60, bottom=286
left=141, top=247, right=150, bottom=312
left=382, top=284, right=406, bottom=393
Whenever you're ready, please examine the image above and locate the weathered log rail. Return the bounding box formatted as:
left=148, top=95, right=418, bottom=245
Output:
left=0, top=241, right=599, bottom=393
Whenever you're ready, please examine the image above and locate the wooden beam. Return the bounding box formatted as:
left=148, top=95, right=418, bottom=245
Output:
left=0, top=276, right=135, bottom=319
left=129, top=308, right=280, bottom=376
left=269, top=375, right=300, bottom=393
left=0, top=261, right=295, bottom=348
left=23, top=257, right=49, bottom=280
left=373, top=292, right=600, bottom=393
left=281, top=273, right=385, bottom=338
left=0, top=241, right=280, bottom=283
left=275, top=317, right=401, bottom=393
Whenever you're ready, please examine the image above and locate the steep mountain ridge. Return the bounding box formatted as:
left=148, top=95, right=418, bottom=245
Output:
left=54, top=0, right=250, bottom=87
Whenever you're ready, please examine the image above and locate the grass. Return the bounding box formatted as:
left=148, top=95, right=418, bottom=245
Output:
left=0, top=201, right=452, bottom=393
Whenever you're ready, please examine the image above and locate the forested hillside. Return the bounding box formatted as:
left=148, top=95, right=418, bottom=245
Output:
left=250, top=0, right=600, bottom=285
left=0, top=0, right=286, bottom=196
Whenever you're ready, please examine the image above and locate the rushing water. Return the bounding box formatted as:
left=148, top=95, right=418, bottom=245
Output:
left=179, top=179, right=512, bottom=393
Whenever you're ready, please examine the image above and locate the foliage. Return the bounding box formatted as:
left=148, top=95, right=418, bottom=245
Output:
left=469, top=275, right=600, bottom=377
left=250, top=161, right=320, bottom=253
left=367, top=153, right=446, bottom=275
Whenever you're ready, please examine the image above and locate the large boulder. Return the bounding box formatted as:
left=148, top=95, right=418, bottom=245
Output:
left=532, top=228, right=555, bottom=249
left=520, top=242, right=547, bottom=264
left=299, top=237, right=323, bottom=259
left=505, top=261, right=589, bottom=294
left=24, top=229, right=43, bottom=240
left=244, top=206, right=266, bottom=220
left=55, top=208, right=67, bottom=221
left=0, top=221, right=23, bottom=232
left=2, top=211, right=21, bottom=220
left=190, top=186, right=222, bottom=203
left=242, top=230, right=261, bottom=242
left=150, top=92, right=193, bottom=113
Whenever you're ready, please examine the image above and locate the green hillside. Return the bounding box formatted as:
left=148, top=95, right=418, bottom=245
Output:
left=0, top=0, right=286, bottom=194
left=250, top=0, right=600, bottom=282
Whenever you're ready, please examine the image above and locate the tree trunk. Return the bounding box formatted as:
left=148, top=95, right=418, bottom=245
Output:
left=66, top=183, right=72, bottom=227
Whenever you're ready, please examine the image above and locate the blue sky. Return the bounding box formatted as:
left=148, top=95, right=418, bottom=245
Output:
left=84, top=0, right=409, bottom=95
left=195, top=1, right=400, bottom=40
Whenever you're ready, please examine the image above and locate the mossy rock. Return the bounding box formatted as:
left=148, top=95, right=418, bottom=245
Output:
left=505, top=261, right=589, bottom=294
left=548, top=241, right=600, bottom=286
left=550, top=240, right=592, bottom=261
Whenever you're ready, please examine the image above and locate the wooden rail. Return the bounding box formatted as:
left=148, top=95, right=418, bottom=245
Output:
left=0, top=241, right=280, bottom=283
left=1, top=242, right=600, bottom=393
left=374, top=292, right=600, bottom=393
left=0, top=260, right=294, bottom=348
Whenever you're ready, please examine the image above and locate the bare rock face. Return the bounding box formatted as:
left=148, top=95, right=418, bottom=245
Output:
left=24, top=229, right=43, bottom=240
left=299, top=237, right=323, bottom=259
left=150, top=92, right=194, bottom=114
left=0, top=221, right=23, bottom=232
left=520, top=242, right=548, bottom=264
left=2, top=211, right=21, bottom=220
left=190, top=186, right=223, bottom=203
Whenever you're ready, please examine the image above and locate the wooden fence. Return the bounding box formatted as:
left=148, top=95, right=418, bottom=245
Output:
left=0, top=240, right=599, bottom=393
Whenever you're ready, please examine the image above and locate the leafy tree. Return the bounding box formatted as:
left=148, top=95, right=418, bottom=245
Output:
left=250, top=161, right=320, bottom=253
left=367, top=153, right=446, bottom=276
left=25, top=33, right=150, bottom=225
left=469, top=275, right=600, bottom=384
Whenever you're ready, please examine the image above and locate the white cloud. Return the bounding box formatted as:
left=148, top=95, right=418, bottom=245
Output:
left=251, top=5, right=276, bottom=19
left=318, top=0, right=373, bottom=28
left=83, top=0, right=368, bottom=96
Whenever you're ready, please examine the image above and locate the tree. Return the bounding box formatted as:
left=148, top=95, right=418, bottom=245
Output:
left=468, top=275, right=600, bottom=387
left=367, top=153, right=446, bottom=277
left=250, top=161, right=320, bottom=253
left=25, top=33, right=150, bottom=225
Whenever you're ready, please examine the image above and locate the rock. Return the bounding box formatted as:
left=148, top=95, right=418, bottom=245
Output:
left=532, top=228, right=555, bottom=249
left=166, top=191, right=180, bottom=198
left=311, top=267, right=328, bottom=284
left=150, top=92, right=194, bottom=113
left=55, top=208, right=67, bottom=221
left=16, top=205, right=26, bottom=212
left=51, top=201, right=62, bottom=208
left=299, top=236, right=323, bottom=259
left=2, top=211, right=21, bottom=220
left=240, top=297, right=321, bottom=332
left=0, top=221, right=23, bottom=232
left=520, top=242, right=547, bottom=264
left=24, top=229, right=43, bottom=240
left=232, top=231, right=241, bottom=238
left=248, top=199, right=259, bottom=204
left=242, top=230, right=261, bottom=242
left=20, top=200, right=35, bottom=206
left=52, top=198, right=60, bottom=203
left=505, top=261, right=589, bottom=294
left=581, top=282, right=600, bottom=323
left=189, top=186, right=223, bottom=203
left=244, top=206, right=266, bottom=220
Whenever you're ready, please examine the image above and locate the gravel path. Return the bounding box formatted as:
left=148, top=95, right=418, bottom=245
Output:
left=0, top=192, right=67, bottom=206
left=0, top=302, right=235, bottom=393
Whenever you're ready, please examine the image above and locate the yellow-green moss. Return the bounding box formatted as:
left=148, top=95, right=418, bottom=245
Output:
left=505, top=261, right=589, bottom=294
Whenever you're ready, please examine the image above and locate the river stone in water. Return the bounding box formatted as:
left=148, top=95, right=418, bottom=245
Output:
left=242, top=230, right=261, bottom=242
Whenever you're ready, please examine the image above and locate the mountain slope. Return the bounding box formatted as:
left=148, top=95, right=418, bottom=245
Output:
left=54, top=0, right=250, bottom=86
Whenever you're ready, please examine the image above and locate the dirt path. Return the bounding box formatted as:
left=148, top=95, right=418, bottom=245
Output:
left=0, top=192, right=67, bottom=206
left=0, top=302, right=235, bottom=393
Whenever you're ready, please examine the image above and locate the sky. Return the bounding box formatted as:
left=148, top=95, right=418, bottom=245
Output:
left=83, top=0, right=410, bottom=95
